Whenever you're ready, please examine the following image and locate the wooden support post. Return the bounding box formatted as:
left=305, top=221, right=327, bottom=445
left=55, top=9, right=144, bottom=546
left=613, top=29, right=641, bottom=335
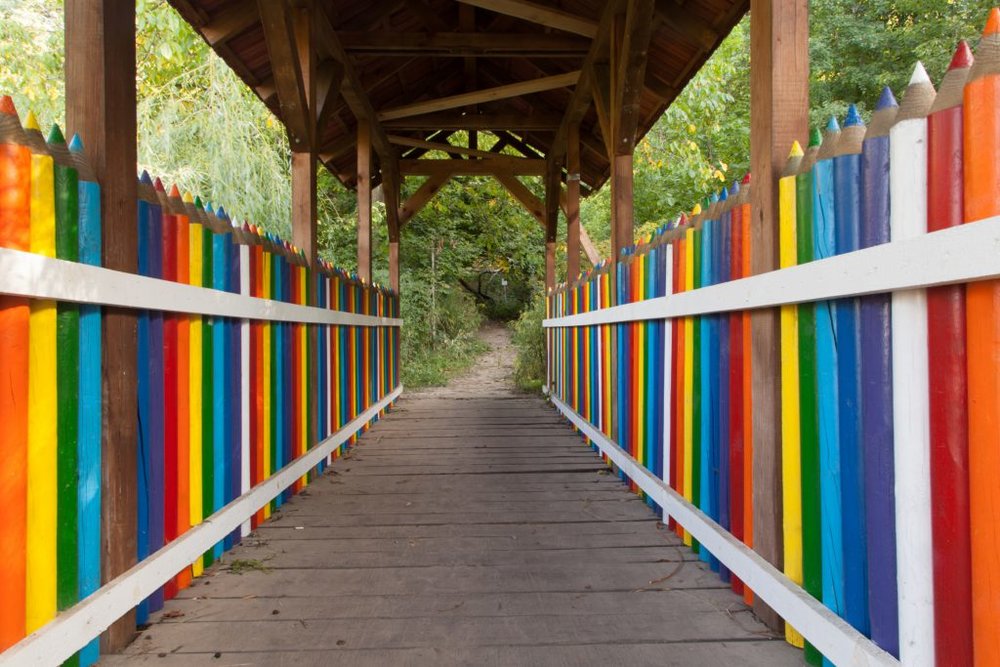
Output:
left=749, top=0, right=809, bottom=630
left=609, top=0, right=653, bottom=259
left=290, top=2, right=317, bottom=265
left=566, top=123, right=581, bottom=282
left=544, top=163, right=560, bottom=291
left=382, top=159, right=401, bottom=293
left=291, top=153, right=317, bottom=264
left=611, top=154, right=634, bottom=258
left=356, top=119, right=372, bottom=281
left=64, top=0, right=137, bottom=652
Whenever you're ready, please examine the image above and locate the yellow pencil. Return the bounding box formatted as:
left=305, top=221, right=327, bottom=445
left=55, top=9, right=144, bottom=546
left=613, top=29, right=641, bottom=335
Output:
left=24, top=110, right=57, bottom=632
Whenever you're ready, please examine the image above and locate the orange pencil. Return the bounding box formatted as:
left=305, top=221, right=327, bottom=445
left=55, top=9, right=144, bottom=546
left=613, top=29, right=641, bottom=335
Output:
left=963, top=10, right=1000, bottom=663
left=0, top=95, right=30, bottom=650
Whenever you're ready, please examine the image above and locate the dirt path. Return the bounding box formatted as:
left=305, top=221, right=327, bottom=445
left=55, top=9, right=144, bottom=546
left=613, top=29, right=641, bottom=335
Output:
left=407, top=323, right=517, bottom=399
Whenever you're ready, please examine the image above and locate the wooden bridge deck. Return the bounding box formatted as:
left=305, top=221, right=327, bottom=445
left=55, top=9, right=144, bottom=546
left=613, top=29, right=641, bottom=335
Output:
left=106, top=393, right=800, bottom=666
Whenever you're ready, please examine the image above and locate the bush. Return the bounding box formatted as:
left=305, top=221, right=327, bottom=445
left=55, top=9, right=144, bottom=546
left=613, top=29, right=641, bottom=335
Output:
left=400, top=277, right=487, bottom=388
left=511, top=291, right=547, bottom=393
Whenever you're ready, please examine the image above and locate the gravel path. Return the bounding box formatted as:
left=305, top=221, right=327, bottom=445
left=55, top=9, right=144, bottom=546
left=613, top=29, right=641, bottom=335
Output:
left=406, top=323, right=517, bottom=399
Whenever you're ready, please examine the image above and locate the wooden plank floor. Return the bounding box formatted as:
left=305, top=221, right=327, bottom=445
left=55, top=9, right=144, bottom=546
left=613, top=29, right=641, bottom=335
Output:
left=105, top=393, right=800, bottom=666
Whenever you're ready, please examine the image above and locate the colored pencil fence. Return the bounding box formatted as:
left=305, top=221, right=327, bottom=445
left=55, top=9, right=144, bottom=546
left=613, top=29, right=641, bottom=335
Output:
left=546, top=12, right=1000, bottom=666
left=0, top=99, right=401, bottom=664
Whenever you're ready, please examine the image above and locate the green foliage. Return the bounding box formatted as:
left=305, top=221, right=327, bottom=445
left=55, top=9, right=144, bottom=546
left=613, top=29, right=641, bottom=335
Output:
left=582, top=17, right=751, bottom=249
left=809, top=0, right=995, bottom=126
left=511, top=291, right=547, bottom=393
left=1, top=0, right=64, bottom=127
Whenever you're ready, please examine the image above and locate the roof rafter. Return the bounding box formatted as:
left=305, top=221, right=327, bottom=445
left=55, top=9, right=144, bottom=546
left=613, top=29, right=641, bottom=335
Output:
left=377, top=71, right=581, bottom=121
left=339, top=32, right=591, bottom=57
left=655, top=0, right=719, bottom=51
left=202, top=0, right=258, bottom=45
left=399, top=173, right=451, bottom=226
left=548, top=0, right=624, bottom=168
left=615, top=0, right=657, bottom=155
left=455, top=0, right=598, bottom=38
left=314, top=5, right=395, bottom=161
left=384, top=111, right=562, bottom=131
left=257, top=0, right=311, bottom=149
left=388, top=135, right=500, bottom=159
left=399, top=157, right=545, bottom=176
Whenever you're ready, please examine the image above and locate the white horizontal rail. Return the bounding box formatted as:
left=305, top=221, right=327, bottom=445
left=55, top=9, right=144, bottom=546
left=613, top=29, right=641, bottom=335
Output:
left=1, top=384, right=403, bottom=667
left=0, top=247, right=402, bottom=328
left=544, top=215, right=1000, bottom=328
left=549, top=394, right=897, bottom=667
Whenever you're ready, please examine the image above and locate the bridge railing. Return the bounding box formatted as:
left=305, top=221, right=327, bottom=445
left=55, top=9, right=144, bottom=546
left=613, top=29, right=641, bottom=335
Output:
left=545, top=24, right=1000, bottom=667
left=0, top=102, right=402, bottom=665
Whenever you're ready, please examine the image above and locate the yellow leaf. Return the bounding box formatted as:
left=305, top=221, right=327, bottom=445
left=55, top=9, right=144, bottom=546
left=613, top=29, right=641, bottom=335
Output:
left=687, top=124, right=697, bottom=134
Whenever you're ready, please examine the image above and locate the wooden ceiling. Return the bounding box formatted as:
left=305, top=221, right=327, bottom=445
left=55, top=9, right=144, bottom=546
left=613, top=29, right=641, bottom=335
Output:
left=167, top=0, right=748, bottom=192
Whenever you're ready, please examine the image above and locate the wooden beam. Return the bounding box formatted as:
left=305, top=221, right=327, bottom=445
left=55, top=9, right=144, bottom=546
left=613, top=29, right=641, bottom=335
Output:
left=643, top=70, right=678, bottom=102
left=499, top=174, right=600, bottom=267
left=494, top=131, right=543, bottom=158
left=614, top=0, right=656, bottom=155
left=384, top=112, right=561, bottom=130
left=456, top=0, right=598, bottom=38
left=65, top=0, right=138, bottom=652
left=357, top=120, right=373, bottom=281
left=555, top=186, right=600, bottom=267
left=460, top=3, right=478, bottom=152
left=382, top=158, right=402, bottom=292
left=314, top=8, right=395, bottom=161
left=339, top=32, right=591, bottom=57
left=315, top=59, right=345, bottom=131
left=257, top=0, right=312, bottom=149
left=377, top=71, right=581, bottom=121
left=548, top=0, right=623, bottom=167
left=291, top=3, right=317, bottom=265
left=591, top=62, right=613, bottom=158
left=388, top=135, right=499, bottom=159
left=495, top=174, right=545, bottom=223
left=654, top=0, right=719, bottom=51
left=579, top=225, right=601, bottom=266
left=399, top=158, right=546, bottom=176
left=749, top=0, right=809, bottom=631
left=544, top=161, right=560, bottom=290
left=566, top=123, right=581, bottom=281
left=201, top=0, right=258, bottom=46
left=399, top=173, right=451, bottom=226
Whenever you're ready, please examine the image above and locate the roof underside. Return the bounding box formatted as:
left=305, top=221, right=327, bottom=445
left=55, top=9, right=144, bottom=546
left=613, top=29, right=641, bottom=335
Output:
left=167, top=0, right=747, bottom=192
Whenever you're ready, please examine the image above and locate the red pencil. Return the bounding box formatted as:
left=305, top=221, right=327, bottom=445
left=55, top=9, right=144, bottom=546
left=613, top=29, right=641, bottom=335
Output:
left=740, top=174, right=754, bottom=606
left=156, top=177, right=179, bottom=601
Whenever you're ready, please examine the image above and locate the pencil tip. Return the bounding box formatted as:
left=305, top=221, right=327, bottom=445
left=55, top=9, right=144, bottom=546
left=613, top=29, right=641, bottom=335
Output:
left=24, top=110, right=40, bottom=131
left=950, top=40, right=974, bottom=70
left=876, top=86, right=898, bottom=110
left=69, top=133, right=85, bottom=152
left=46, top=123, right=65, bottom=144
left=0, top=95, right=17, bottom=116
left=909, top=61, right=931, bottom=85
left=844, top=104, right=864, bottom=127
left=984, top=7, right=1000, bottom=36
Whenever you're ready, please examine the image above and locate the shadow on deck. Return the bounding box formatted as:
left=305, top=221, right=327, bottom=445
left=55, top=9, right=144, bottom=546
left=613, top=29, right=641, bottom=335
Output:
left=104, top=393, right=800, bottom=666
